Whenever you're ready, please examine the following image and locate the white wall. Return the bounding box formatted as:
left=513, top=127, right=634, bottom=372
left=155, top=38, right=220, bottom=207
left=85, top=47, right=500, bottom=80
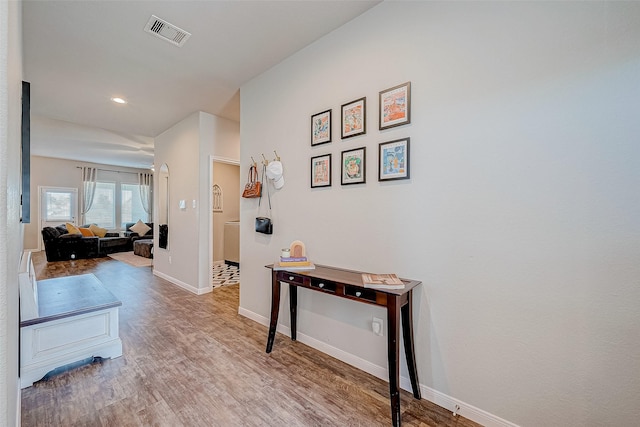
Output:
left=154, top=112, right=202, bottom=292
left=239, top=2, right=640, bottom=426
left=154, top=112, right=239, bottom=294
left=0, top=0, right=23, bottom=425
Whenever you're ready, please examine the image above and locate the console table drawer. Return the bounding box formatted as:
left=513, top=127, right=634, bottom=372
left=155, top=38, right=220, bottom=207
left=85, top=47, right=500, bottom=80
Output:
left=310, top=278, right=336, bottom=293
left=344, top=285, right=380, bottom=304
left=277, top=271, right=305, bottom=285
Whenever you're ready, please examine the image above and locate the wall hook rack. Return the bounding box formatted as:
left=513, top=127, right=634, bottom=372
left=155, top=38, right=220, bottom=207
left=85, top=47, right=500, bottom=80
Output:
left=261, top=154, right=269, bottom=166
left=273, top=151, right=280, bottom=161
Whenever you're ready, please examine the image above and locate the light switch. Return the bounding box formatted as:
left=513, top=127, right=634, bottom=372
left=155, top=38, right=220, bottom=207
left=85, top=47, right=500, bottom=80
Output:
left=179, top=200, right=186, bottom=209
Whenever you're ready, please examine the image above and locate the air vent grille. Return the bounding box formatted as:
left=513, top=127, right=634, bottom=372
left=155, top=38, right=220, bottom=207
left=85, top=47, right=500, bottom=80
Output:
left=144, top=15, right=191, bottom=47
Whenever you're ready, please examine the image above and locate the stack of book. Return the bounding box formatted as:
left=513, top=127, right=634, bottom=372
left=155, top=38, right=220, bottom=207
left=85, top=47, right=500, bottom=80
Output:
left=361, top=273, right=405, bottom=289
left=273, top=256, right=315, bottom=271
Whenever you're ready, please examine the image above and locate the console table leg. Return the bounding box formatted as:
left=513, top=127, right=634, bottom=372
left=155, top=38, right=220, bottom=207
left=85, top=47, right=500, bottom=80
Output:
left=265, top=272, right=281, bottom=353
left=387, top=296, right=402, bottom=427
left=401, top=290, right=421, bottom=399
left=289, top=285, right=297, bottom=341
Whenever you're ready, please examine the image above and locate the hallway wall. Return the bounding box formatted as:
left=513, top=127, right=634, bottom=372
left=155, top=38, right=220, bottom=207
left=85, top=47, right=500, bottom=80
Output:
left=239, top=2, right=640, bottom=426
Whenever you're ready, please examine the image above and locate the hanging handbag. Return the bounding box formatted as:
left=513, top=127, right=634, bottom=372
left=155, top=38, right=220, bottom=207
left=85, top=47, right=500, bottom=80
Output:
left=255, top=164, right=273, bottom=234
left=255, top=217, right=273, bottom=234
left=242, top=164, right=262, bottom=198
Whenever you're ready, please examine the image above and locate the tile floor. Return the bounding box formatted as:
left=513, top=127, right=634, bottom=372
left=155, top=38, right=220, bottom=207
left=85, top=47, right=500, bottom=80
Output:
left=212, top=262, right=240, bottom=287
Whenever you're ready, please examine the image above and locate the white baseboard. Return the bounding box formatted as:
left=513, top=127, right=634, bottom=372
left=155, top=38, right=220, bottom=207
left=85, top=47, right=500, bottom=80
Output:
left=16, top=382, right=21, bottom=427
left=419, top=385, right=519, bottom=427
left=237, top=307, right=519, bottom=427
left=152, top=270, right=212, bottom=295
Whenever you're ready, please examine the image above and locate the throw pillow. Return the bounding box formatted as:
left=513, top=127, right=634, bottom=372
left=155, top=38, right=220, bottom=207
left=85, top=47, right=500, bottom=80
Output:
left=78, top=227, right=95, bottom=237
left=130, top=220, right=151, bottom=236
left=89, top=224, right=108, bottom=238
left=65, top=223, right=81, bottom=235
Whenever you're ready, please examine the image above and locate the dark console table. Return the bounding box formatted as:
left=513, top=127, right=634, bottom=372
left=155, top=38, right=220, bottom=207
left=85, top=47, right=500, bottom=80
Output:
left=265, top=264, right=422, bottom=426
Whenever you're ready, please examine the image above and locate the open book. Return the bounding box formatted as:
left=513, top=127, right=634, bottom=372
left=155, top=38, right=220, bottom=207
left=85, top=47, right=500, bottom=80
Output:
left=361, top=273, right=404, bottom=289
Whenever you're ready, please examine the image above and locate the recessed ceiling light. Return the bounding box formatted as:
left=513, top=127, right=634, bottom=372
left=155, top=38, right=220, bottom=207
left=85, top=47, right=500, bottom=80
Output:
left=111, top=97, right=127, bottom=104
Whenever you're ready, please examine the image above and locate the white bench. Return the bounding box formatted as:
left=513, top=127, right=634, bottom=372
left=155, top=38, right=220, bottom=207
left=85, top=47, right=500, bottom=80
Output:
left=19, top=251, right=123, bottom=388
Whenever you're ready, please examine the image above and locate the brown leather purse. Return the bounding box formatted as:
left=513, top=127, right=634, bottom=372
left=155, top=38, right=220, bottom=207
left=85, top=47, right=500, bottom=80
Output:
left=242, top=164, right=262, bottom=198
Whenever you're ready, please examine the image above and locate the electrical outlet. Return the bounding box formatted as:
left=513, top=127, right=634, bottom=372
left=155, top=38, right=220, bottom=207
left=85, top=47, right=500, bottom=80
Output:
left=372, top=317, right=383, bottom=336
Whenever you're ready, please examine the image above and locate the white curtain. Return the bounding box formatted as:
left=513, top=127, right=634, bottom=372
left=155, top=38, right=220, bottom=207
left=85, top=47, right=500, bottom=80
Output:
left=80, top=167, right=97, bottom=223
left=138, top=172, right=152, bottom=216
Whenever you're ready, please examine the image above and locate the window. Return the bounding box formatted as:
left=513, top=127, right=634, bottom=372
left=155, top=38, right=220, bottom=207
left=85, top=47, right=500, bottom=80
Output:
left=84, top=180, right=150, bottom=230
left=40, top=187, right=78, bottom=250
left=121, top=183, right=149, bottom=228
left=44, top=191, right=74, bottom=222
left=85, top=182, right=116, bottom=228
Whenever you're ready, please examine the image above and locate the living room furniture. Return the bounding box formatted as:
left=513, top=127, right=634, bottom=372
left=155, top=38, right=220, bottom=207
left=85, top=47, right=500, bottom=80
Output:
left=133, top=239, right=153, bottom=258
left=19, top=252, right=122, bottom=388
left=41, top=225, right=132, bottom=262
left=124, top=221, right=154, bottom=242
left=99, top=236, right=133, bottom=255
left=265, top=264, right=422, bottom=427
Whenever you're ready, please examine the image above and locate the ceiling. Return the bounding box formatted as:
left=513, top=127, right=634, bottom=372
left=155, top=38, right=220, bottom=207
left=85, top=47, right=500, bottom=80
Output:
left=22, top=0, right=380, bottom=168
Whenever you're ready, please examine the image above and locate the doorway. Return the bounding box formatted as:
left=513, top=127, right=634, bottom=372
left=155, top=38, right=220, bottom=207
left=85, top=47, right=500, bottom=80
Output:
left=210, top=159, right=240, bottom=288
left=39, top=186, right=78, bottom=251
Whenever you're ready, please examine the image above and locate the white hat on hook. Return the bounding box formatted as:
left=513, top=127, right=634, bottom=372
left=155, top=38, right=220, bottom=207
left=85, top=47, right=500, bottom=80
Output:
left=265, top=161, right=284, bottom=189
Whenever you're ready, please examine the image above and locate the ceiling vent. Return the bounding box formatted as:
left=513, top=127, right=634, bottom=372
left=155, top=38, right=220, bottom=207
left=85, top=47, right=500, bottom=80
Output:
left=144, top=15, right=191, bottom=47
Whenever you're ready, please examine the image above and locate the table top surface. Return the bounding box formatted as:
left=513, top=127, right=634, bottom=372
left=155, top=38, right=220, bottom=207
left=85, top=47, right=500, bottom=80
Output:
left=20, top=273, right=122, bottom=327
left=267, top=263, right=421, bottom=296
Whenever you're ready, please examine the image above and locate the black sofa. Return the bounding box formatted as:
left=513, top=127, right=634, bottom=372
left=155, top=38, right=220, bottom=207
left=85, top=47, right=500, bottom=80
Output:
left=124, top=222, right=154, bottom=242
left=41, top=225, right=132, bottom=262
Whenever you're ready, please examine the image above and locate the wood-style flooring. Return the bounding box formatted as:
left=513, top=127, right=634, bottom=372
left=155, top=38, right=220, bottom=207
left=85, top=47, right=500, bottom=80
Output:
left=21, top=252, right=481, bottom=427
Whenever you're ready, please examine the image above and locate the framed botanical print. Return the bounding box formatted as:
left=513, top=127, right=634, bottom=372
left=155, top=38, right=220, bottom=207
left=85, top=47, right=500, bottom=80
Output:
left=311, top=109, right=331, bottom=146
left=379, top=138, right=410, bottom=181
left=379, top=81, right=411, bottom=130
left=311, top=154, right=331, bottom=188
left=341, top=147, right=366, bottom=185
left=341, top=97, right=366, bottom=139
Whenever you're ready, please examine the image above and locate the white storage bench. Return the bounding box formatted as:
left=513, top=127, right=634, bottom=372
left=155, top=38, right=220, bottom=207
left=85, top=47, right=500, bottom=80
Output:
left=19, top=252, right=123, bottom=388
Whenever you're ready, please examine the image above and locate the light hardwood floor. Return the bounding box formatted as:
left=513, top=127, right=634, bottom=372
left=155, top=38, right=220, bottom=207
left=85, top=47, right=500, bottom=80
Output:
left=21, top=252, right=481, bottom=427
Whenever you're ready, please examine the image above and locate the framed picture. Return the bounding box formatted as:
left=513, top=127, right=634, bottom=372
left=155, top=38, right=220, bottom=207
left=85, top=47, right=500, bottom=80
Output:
left=311, top=109, right=332, bottom=146
left=341, top=97, right=366, bottom=139
left=341, top=147, right=366, bottom=185
left=311, top=154, right=332, bottom=188
left=379, top=81, right=411, bottom=130
left=379, top=138, right=410, bottom=181
left=212, top=184, right=223, bottom=212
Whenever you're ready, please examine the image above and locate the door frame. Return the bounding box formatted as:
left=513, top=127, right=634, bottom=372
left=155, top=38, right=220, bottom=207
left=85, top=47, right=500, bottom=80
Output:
left=209, top=155, right=240, bottom=290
